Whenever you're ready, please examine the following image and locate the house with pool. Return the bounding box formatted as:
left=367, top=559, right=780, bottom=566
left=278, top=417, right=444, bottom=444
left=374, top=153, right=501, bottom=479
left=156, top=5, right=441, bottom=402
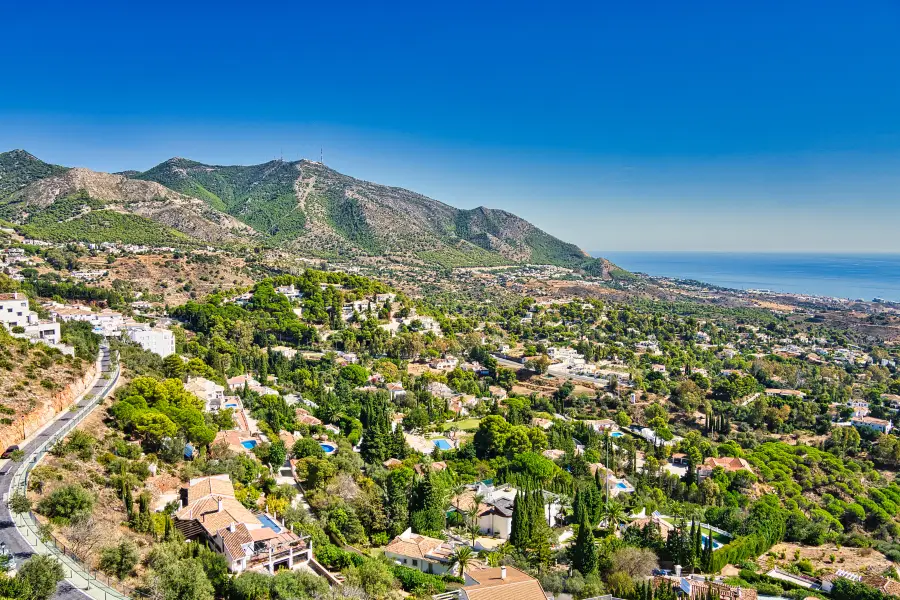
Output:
left=214, top=430, right=261, bottom=454
left=175, top=475, right=313, bottom=574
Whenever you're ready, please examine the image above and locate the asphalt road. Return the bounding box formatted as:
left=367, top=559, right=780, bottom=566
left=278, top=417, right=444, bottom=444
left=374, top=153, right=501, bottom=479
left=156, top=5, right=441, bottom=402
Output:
left=0, top=346, right=113, bottom=600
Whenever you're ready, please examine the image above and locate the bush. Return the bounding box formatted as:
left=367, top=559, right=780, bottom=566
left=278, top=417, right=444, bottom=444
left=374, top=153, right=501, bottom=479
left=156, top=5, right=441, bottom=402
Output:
left=37, top=484, right=94, bottom=524
left=392, top=565, right=446, bottom=595
left=99, top=541, right=139, bottom=579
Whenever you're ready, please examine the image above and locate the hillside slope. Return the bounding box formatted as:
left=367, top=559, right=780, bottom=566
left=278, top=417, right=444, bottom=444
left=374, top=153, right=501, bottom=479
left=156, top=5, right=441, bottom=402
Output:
left=136, top=157, right=590, bottom=267
left=0, top=164, right=255, bottom=244
left=0, top=150, right=68, bottom=198
left=0, top=149, right=604, bottom=269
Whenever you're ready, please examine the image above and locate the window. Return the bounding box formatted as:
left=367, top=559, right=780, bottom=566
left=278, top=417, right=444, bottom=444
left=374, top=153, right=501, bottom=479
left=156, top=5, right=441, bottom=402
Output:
left=412, top=560, right=418, bottom=567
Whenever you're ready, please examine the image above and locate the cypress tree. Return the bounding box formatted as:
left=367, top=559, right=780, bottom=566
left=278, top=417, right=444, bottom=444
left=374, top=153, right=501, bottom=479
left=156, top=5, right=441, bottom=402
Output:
left=510, top=493, right=524, bottom=548
left=124, top=484, right=133, bottom=520
left=571, top=513, right=598, bottom=575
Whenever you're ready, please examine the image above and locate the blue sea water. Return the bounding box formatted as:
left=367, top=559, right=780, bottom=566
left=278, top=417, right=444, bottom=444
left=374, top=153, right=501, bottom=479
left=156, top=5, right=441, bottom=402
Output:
left=591, top=252, right=900, bottom=302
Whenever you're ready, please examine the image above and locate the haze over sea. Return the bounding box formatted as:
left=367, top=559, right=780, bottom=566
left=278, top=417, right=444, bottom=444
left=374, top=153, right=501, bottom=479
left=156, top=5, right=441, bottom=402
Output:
left=590, top=252, right=900, bottom=302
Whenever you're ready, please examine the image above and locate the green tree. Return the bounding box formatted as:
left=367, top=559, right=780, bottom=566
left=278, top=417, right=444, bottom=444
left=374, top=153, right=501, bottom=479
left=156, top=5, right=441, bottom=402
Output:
left=571, top=513, right=599, bottom=575
left=99, top=541, right=139, bottom=579
left=150, top=558, right=215, bottom=600
left=292, top=437, right=324, bottom=459
left=343, top=557, right=397, bottom=599
left=9, top=490, right=31, bottom=515
left=17, top=555, right=65, bottom=600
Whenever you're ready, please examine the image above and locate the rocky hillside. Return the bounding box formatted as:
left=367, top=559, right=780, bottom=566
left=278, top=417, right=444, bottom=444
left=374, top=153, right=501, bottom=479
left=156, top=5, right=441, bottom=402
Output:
left=0, top=150, right=604, bottom=269
left=136, top=157, right=591, bottom=267
left=0, top=163, right=254, bottom=244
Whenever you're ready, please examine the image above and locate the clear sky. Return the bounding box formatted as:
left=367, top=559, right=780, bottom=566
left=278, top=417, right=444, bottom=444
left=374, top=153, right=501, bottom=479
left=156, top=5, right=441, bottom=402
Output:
left=2, top=0, right=900, bottom=252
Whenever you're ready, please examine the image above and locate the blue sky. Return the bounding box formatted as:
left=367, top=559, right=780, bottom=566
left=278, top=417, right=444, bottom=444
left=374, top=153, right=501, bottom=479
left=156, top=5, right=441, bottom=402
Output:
left=2, top=0, right=900, bottom=252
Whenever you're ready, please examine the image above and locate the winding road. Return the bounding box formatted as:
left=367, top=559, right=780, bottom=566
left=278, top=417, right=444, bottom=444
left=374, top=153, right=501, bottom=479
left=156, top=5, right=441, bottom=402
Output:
left=0, top=345, right=121, bottom=600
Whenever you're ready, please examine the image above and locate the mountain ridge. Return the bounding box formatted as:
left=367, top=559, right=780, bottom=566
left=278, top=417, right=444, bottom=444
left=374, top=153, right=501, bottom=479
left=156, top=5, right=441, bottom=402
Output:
left=0, top=150, right=607, bottom=271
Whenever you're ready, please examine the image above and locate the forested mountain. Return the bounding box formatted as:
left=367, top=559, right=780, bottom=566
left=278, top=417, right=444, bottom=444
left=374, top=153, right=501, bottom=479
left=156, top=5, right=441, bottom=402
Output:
left=0, top=150, right=603, bottom=269
left=0, top=150, right=68, bottom=198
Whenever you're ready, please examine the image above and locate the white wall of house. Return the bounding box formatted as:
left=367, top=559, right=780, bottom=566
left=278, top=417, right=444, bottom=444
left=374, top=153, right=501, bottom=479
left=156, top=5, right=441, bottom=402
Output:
left=477, top=514, right=512, bottom=539
left=128, top=327, right=175, bottom=358
left=384, top=551, right=450, bottom=575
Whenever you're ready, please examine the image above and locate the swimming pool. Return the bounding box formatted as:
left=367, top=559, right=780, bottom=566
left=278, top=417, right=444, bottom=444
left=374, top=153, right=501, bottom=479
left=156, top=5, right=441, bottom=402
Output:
left=320, top=442, right=337, bottom=454
left=240, top=440, right=258, bottom=450
left=257, top=514, right=282, bottom=533
left=616, top=482, right=630, bottom=490
left=702, top=534, right=724, bottom=550
left=225, top=403, right=238, bottom=408
left=610, top=431, right=624, bottom=438
left=432, top=439, right=453, bottom=451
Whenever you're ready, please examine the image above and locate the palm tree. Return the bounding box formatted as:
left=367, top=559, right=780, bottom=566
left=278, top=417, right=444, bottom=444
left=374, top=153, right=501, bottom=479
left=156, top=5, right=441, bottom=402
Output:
left=471, top=492, right=487, bottom=532
left=447, top=545, right=476, bottom=578
left=603, top=500, right=627, bottom=532
left=482, top=549, right=503, bottom=567
left=466, top=521, right=481, bottom=545
left=452, top=483, right=467, bottom=511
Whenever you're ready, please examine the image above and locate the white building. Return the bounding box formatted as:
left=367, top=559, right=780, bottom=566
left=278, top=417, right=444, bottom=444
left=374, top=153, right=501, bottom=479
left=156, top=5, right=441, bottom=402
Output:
left=21, top=321, right=62, bottom=346
left=185, top=377, right=226, bottom=411
left=127, top=326, right=175, bottom=358
left=1, top=293, right=62, bottom=346
left=384, top=528, right=456, bottom=575
left=0, top=292, right=35, bottom=328
left=851, top=416, right=893, bottom=435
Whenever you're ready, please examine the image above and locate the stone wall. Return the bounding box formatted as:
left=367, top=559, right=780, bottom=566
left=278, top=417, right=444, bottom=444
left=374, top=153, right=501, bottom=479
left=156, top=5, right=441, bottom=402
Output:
left=0, top=362, right=98, bottom=453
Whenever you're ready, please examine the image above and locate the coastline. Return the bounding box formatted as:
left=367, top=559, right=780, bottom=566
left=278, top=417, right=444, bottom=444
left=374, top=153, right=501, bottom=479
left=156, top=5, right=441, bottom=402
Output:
left=591, top=251, right=900, bottom=303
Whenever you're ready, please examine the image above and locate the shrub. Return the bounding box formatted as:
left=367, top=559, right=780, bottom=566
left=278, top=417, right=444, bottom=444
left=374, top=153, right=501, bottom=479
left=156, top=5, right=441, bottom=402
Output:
left=37, top=484, right=94, bottom=524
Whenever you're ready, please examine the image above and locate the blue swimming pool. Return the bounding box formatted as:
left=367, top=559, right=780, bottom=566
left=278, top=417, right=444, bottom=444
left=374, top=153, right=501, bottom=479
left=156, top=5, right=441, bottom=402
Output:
left=432, top=439, right=453, bottom=451
left=240, top=440, right=258, bottom=450
left=611, top=431, right=624, bottom=438
left=702, top=534, right=724, bottom=550
left=320, top=442, right=336, bottom=454
left=225, top=403, right=238, bottom=408
left=258, top=514, right=282, bottom=533
left=616, top=482, right=629, bottom=489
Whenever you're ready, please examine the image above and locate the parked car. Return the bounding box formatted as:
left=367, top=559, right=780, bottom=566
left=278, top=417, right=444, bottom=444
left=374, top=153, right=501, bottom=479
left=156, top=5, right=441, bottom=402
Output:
left=1, top=445, right=19, bottom=459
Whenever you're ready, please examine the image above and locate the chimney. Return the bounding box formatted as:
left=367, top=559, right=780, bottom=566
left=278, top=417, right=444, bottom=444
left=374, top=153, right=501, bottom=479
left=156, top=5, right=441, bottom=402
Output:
left=217, top=498, right=223, bottom=512
left=229, top=522, right=236, bottom=533
left=500, top=566, right=507, bottom=580
left=675, top=564, right=682, bottom=577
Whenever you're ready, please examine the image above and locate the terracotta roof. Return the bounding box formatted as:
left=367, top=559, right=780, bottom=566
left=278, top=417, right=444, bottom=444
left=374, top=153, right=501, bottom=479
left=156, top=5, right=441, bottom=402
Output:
left=383, top=458, right=403, bottom=469
left=176, top=495, right=257, bottom=536
left=183, top=476, right=235, bottom=503
left=219, top=523, right=253, bottom=561
left=414, top=461, right=447, bottom=475
left=462, top=566, right=547, bottom=600
left=860, top=575, right=900, bottom=596
left=701, top=456, right=753, bottom=472
left=384, top=532, right=444, bottom=560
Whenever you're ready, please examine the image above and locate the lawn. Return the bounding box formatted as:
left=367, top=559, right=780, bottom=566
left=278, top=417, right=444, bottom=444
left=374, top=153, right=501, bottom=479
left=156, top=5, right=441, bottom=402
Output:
left=440, top=418, right=482, bottom=432
left=659, top=516, right=732, bottom=544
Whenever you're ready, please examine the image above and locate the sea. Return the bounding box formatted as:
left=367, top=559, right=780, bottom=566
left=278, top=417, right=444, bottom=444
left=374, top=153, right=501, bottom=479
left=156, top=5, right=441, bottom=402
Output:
left=590, top=252, right=900, bottom=302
